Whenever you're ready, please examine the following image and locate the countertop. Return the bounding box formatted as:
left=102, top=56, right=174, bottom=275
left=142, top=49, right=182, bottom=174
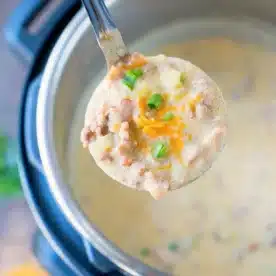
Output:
left=0, top=0, right=41, bottom=274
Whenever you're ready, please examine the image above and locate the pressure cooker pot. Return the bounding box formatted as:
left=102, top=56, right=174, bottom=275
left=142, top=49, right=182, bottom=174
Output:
left=13, top=0, right=276, bottom=275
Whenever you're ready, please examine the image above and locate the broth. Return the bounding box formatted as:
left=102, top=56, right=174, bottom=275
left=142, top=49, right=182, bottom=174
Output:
left=68, top=18, right=276, bottom=275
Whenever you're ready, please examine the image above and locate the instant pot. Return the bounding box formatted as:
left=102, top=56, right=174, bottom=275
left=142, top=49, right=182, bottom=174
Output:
left=5, top=1, right=121, bottom=275
left=5, top=0, right=276, bottom=275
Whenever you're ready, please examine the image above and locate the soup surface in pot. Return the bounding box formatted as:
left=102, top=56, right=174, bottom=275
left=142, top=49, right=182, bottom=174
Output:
left=68, top=18, right=276, bottom=275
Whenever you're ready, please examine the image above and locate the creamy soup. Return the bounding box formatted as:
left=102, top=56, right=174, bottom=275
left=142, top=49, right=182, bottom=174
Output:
left=81, top=53, right=226, bottom=199
left=69, top=19, right=276, bottom=276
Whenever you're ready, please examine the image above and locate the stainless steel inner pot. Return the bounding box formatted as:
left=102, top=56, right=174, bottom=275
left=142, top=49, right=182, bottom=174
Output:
left=37, top=0, right=276, bottom=275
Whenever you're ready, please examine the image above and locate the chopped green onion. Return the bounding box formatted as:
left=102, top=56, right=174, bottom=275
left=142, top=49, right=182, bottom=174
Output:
left=147, top=93, right=164, bottom=109
left=131, top=68, right=143, bottom=77
left=168, top=241, right=179, bottom=252
left=152, top=142, right=168, bottom=159
left=140, top=247, right=150, bottom=257
left=163, top=112, right=174, bottom=121
left=122, top=78, right=135, bottom=90
left=122, top=73, right=137, bottom=90
left=122, top=69, right=143, bottom=90
left=180, top=72, right=186, bottom=84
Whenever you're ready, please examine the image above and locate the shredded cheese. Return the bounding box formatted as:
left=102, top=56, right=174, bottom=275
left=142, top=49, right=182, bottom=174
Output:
left=104, top=146, right=112, bottom=152
left=136, top=95, right=186, bottom=160
left=107, top=53, right=148, bottom=80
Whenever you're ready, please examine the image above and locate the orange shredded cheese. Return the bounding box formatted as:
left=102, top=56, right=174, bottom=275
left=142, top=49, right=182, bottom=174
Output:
left=138, top=97, right=147, bottom=114
left=170, top=137, right=184, bottom=160
left=122, top=59, right=147, bottom=70
left=137, top=138, right=148, bottom=153
left=107, top=53, right=148, bottom=80
left=143, top=126, right=158, bottom=138
left=107, top=66, right=124, bottom=80
left=104, top=146, right=112, bottom=152
left=136, top=94, right=186, bottom=160
left=129, top=120, right=148, bottom=153
left=156, top=105, right=177, bottom=118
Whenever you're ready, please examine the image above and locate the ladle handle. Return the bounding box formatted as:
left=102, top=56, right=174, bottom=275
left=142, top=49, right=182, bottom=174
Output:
left=81, top=0, right=116, bottom=37
left=81, top=0, right=129, bottom=68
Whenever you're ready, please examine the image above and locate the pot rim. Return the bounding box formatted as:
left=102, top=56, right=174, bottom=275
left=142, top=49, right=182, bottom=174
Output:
left=36, top=5, right=163, bottom=276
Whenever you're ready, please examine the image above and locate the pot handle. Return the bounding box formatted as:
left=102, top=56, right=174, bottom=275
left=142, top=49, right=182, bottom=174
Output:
left=4, top=0, right=79, bottom=64
left=32, top=230, right=85, bottom=276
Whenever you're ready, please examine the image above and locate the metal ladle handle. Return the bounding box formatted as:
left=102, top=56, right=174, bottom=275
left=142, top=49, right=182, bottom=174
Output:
left=81, top=0, right=129, bottom=68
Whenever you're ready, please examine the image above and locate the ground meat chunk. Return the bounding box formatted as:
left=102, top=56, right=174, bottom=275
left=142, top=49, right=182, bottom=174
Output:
left=118, top=121, right=134, bottom=166
left=95, top=104, right=109, bottom=135
left=80, top=126, right=96, bottom=148
left=100, top=148, right=113, bottom=162
left=81, top=104, right=113, bottom=147
left=120, top=99, right=134, bottom=121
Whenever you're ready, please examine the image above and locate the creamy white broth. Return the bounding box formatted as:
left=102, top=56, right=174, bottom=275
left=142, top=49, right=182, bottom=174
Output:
left=68, top=19, right=276, bottom=275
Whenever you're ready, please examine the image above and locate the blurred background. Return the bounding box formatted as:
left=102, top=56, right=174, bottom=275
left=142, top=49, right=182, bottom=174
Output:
left=0, top=1, right=46, bottom=275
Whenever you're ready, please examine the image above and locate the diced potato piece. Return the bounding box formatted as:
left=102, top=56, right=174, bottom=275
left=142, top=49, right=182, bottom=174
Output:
left=160, top=68, right=182, bottom=92
left=91, top=133, right=114, bottom=160
left=109, top=110, right=122, bottom=132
